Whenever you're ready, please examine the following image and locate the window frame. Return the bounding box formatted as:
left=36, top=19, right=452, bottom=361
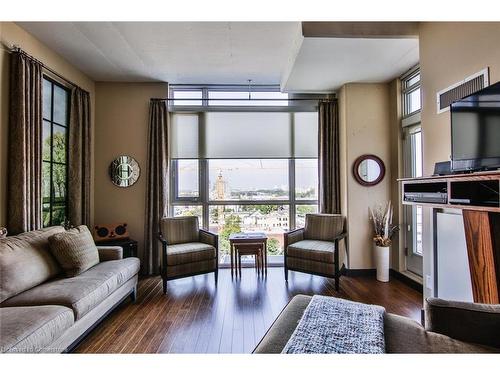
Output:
left=169, top=85, right=320, bottom=259
left=170, top=157, right=319, bottom=232
left=401, top=66, right=421, bottom=118
left=168, top=84, right=318, bottom=113
left=42, top=75, right=70, bottom=227
left=400, top=66, right=424, bottom=276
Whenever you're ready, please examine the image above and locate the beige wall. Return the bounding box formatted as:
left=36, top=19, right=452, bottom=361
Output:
left=339, top=83, right=392, bottom=269
left=93, top=82, right=168, bottom=258
left=420, top=22, right=500, bottom=175
left=0, top=22, right=95, bottom=228
left=419, top=22, right=500, bottom=297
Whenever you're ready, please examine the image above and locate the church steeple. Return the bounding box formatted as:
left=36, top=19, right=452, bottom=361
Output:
left=215, top=169, right=226, bottom=200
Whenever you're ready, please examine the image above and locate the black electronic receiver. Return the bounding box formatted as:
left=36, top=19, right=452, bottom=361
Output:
left=404, top=192, right=448, bottom=204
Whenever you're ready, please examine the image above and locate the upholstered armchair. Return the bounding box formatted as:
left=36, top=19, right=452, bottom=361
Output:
left=284, top=213, right=347, bottom=290
left=158, top=216, right=218, bottom=294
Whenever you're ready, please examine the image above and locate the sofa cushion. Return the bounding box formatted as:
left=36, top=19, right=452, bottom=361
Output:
left=167, top=242, right=216, bottom=266
left=287, top=240, right=336, bottom=263
left=253, top=294, right=312, bottom=353
left=253, top=295, right=499, bottom=354
left=384, top=312, right=498, bottom=353
left=48, top=225, right=100, bottom=277
left=2, top=258, right=140, bottom=320
left=0, top=305, right=74, bottom=353
left=161, top=216, right=199, bottom=245
left=0, top=226, right=65, bottom=303
left=424, top=297, right=500, bottom=349
left=304, top=214, right=344, bottom=241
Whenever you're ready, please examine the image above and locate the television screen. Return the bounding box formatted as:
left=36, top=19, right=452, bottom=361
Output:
left=451, top=83, right=500, bottom=172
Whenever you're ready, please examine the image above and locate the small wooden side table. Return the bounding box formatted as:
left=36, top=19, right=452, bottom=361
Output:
left=95, top=238, right=138, bottom=258
left=229, top=232, right=268, bottom=277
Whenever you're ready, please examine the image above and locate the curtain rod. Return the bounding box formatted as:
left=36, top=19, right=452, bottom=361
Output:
left=150, top=97, right=335, bottom=101
left=2, top=42, right=84, bottom=91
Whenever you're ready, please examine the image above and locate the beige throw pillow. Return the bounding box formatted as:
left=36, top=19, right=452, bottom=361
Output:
left=48, top=225, right=99, bottom=277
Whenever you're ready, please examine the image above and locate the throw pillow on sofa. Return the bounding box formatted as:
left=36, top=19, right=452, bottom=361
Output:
left=48, top=225, right=99, bottom=277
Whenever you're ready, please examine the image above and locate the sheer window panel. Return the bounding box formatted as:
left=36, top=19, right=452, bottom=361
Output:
left=176, top=159, right=199, bottom=198
left=43, top=79, right=52, bottom=119
left=171, top=113, right=200, bottom=158
left=295, top=159, right=318, bottom=200
left=173, top=90, right=202, bottom=106
left=208, top=91, right=288, bottom=106
left=408, top=88, right=421, bottom=114
left=294, top=112, right=318, bottom=158
left=53, top=85, right=69, bottom=125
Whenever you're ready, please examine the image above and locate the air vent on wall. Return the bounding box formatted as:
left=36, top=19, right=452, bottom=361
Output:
left=436, top=68, right=489, bottom=114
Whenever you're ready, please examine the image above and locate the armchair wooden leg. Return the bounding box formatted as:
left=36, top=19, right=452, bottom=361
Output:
left=214, top=269, right=218, bottom=285
left=284, top=266, right=288, bottom=282
left=238, top=254, right=242, bottom=277
left=334, top=242, right=340, bottom=291
left=162, top=278, right=167, bottom=294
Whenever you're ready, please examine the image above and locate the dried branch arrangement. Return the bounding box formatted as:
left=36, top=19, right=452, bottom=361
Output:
left=369, top=201, right=399, bottom=247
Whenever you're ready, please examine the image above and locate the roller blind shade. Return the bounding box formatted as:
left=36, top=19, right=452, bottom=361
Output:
left=294, top=112, right=318, bottom=158
left=171, top=111, right=318, bottom=159
left=171, top=113, right=199, bottom=159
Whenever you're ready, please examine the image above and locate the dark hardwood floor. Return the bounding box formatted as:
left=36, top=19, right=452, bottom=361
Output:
left=74, top=267, right=422, bottom=354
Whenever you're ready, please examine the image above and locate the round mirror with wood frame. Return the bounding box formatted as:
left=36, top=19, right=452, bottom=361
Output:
left=352, top=154, right=385, bottom=186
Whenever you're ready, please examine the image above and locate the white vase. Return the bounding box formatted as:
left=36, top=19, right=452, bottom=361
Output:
left=374, top=245, right=390, bottom=282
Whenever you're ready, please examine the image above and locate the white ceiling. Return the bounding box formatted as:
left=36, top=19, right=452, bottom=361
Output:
left=17, top=22, right=300, bottom=84
left=17, top=22, right=419, bottom=92
left=282, top=37, right=419, bottom=92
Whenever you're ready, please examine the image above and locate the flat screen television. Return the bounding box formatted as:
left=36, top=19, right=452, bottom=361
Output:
left=451, top=81, right=500, bottom=172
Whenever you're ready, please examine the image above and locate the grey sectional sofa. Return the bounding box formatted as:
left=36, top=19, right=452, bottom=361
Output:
left=0, top=226, right=140, bottom=353
left=253, top=295, right=500, bottom=353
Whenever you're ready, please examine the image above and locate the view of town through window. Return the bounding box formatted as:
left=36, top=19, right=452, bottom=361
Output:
left=172, top=158, right=318, bottom=260
left=169, top=86, right=319, bottom=264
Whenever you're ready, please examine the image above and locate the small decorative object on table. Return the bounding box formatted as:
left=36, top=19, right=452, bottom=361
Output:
left=0, top=227, right=7, bottom=239
left=93, top=223, right=129, bottom=242
left=369, top=201, right=399, bottom=282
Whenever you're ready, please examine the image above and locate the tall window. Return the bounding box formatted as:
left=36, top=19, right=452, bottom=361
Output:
left=42, top=77, right=70, bottom=227
left=169, top=86, right=319, bottom=262
left=401, top=67, right=423, bottom=276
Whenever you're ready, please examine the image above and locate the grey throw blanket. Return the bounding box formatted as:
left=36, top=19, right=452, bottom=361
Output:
left=282, top=295, right=386, bottom=354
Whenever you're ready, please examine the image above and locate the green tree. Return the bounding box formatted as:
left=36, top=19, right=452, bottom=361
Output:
left=241, top=204, right=278, bottom=215
left=42, top=131, right=67, bottom=226
left=267, top=238, right=281, bottom=255
left=296, top=205, right=316, bottom=215
left=219, top=214, right=242, bottom=253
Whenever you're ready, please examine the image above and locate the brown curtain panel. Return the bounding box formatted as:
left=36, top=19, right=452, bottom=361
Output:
left=8, top=51, right=43, bottom=234
left=318, top=100, right=341, bottom=214
left=68, top=87, right=91, bottom=226
left=143, top=99, right=169, bottom=275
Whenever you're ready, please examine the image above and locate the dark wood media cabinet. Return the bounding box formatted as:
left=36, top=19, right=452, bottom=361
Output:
left=400, top=171, right=500, bottom=304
